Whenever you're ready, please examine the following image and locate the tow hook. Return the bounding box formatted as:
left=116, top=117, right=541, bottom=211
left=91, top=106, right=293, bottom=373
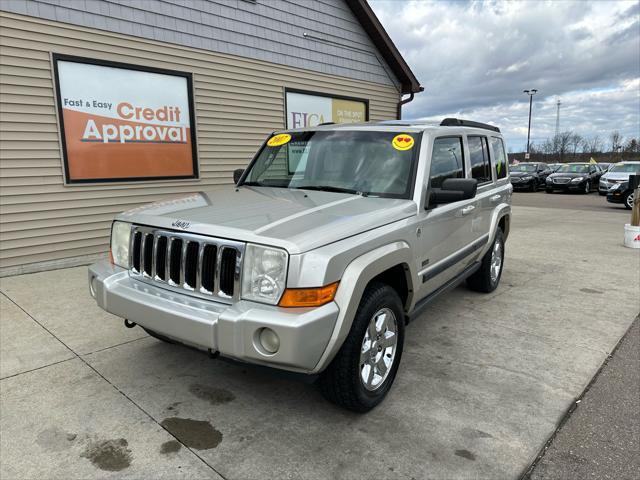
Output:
left=124, top=319, right=137, bottom=329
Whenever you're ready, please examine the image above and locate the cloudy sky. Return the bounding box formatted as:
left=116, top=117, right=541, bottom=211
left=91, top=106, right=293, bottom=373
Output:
left=370, top=0, right=640, bottom=152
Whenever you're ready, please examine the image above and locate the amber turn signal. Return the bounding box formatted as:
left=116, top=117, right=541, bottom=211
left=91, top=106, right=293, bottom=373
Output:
left=279, top=282, right=339, bottom=308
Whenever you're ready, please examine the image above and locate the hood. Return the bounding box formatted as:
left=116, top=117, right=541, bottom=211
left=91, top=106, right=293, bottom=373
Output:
left=510, top=171, right=536, bottom=177
left=602, top=171, right=635, bottom=181
left=548, top=171, right=587, bottom=179
left=117, top=186, right=417, bottom=254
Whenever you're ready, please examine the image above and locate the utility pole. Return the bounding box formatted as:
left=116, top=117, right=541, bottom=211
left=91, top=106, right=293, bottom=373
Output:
left=555, top=99, right=561, bottom=138
left=523, top=89, right=538, bottom=156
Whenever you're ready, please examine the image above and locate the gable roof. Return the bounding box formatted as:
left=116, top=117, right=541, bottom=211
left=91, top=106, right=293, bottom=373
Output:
left=345, top=0, right=423, bottom=95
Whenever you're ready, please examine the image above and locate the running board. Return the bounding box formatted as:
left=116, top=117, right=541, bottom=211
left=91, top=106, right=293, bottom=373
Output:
left=408, top=261, right=481, bottom=322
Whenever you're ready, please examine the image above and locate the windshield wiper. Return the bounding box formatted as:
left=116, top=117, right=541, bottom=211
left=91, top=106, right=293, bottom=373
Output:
left=293, top=185, right=365, bottom=196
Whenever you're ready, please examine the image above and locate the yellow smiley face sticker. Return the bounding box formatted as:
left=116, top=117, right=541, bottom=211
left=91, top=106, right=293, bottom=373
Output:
left=392, top=134, right=415, bottom=151
left=267, top=133, right=292, bottom=147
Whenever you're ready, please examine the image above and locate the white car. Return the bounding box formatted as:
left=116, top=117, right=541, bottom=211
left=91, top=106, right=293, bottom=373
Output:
left=599, top=161, right=640, bottom=195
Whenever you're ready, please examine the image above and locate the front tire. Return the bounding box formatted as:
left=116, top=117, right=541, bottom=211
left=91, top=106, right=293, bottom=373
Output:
left=583, top=181, right=590, bottom=194
left=467, top=229, right=504, bottom=293
left=319, top=282, right=405, bottom=412
left=546, top=188, right=553, bottom=193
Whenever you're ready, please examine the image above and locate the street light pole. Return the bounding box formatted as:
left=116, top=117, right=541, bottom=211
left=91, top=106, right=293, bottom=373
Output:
left=523, top=89, right=538, bottom=155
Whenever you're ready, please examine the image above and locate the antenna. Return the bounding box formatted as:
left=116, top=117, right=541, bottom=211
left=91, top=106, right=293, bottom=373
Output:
left=555, top=99, right=561, bottom=137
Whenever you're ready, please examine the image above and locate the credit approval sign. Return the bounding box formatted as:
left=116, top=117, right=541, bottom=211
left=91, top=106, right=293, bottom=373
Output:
left=53, top=55, right=198, bottom=183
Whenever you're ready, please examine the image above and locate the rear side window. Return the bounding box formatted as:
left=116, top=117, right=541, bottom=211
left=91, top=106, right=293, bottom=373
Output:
left=468, top=136, right=492, bottom=184
left=490, top=137, right=508, bottom=179
left=429, top=137, right=464, bottom=189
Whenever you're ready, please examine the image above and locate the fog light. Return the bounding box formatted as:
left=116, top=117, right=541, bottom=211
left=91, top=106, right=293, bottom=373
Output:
left=258, top=328, right=280, bottom=354
left=90, top=276, right=98, bottom=298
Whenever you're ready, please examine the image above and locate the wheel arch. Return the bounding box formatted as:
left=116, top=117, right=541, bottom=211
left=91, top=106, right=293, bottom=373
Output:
left=311, top=241, right=416, bottom=373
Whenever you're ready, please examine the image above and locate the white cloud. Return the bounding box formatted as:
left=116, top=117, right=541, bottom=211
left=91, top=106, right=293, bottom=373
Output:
left=370, top=0, right=640, bottom=150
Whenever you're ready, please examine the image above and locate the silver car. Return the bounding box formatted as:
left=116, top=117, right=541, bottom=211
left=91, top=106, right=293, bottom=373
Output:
left=89, top=119, right=512, bottom=411
left=599, top=161, right=640, bottom=195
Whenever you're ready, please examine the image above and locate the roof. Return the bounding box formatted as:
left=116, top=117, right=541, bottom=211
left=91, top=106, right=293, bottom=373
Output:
left=345, top=0, right=422, bottom=95
left=280, top=119, right=504, bottom=135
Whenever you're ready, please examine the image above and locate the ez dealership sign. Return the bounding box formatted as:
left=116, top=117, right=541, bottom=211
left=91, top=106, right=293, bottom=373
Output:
left=53, top=55, right=198, bottom=183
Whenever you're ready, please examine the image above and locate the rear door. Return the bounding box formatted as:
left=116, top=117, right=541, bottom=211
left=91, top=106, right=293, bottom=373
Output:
left=465, top=135, right=494, bottom=261
left=417, top=135, right=475, bottom=299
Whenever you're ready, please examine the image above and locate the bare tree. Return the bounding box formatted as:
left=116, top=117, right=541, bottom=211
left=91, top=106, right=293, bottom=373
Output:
left=582, top=135, right=603, bottom=155
left=624, top=138, right=639, bottom=153
left=610, top=131, right=623, bottom=153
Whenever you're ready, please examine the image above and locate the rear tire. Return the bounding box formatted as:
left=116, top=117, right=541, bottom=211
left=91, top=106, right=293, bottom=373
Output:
left=319, top=282, right=405, bottom=412
left=466, top=229, right=504, bottom=293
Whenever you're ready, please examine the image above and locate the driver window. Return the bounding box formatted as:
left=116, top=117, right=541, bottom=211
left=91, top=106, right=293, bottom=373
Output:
left=429, top=137, right=464, bottom=189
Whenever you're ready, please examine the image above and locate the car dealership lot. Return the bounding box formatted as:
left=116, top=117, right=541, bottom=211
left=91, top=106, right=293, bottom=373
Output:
left=1, top=194, right=638, bottom=480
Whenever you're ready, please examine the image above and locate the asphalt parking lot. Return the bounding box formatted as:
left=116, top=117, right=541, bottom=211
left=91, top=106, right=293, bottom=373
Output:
left=1, top=191, right=638, bottom=480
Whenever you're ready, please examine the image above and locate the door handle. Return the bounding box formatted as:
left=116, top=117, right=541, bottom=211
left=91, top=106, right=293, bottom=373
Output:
left=461, top=205, right=475, bottom=215
left=490, top=194, right=501, bottom=202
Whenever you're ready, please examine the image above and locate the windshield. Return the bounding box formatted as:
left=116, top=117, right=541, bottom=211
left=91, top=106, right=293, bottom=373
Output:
left=511, top=164, right=536, bottom=172
left=609, top=163, right=640, bottom=173
left=242, top=131, right=421, bottom=198
left=556, top=164, right=589, bottom=173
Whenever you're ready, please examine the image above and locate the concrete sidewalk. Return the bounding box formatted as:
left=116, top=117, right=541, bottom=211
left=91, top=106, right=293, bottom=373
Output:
left=1, top=201, right=638, bottom=479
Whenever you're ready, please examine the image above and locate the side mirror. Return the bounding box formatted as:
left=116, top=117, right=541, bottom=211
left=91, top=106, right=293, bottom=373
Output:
left=427, top=178, right=478, bottom=209
left=233, top=169, right=244, bottom=184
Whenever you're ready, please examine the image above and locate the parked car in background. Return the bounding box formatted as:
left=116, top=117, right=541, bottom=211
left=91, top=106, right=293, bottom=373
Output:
left=597, top=162, right=612, bottom=173
left=598, top=161, right=640, bottom=195
left=606, top=179, right=635, bottom=209
left=509, top=163, right=551, bottom=191
left=545, top=163, right=603, bottom=194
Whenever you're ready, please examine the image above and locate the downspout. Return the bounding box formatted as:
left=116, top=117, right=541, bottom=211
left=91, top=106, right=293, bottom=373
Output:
left=396, top=86, right=424, bottom=120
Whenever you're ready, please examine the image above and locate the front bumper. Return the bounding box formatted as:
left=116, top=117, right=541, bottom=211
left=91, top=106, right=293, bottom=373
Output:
left=606, top=190, right=628, bottom=204
left=88, top=261, right=339, bottom=373
left=510, top=178, right=535, bottom=189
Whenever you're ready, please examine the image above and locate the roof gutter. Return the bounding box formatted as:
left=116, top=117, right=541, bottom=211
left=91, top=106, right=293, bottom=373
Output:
left=397, top=87, right=424, bottom=119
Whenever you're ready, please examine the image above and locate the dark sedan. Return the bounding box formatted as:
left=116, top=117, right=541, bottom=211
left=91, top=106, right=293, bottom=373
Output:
left=510, top=163, right=551, bottom=191
left=545, top=163, right=602, bottom=194
left=606, top=180, right=635, bottom=209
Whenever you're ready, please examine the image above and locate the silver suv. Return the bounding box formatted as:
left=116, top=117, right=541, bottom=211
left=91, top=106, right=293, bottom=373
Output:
left=89, top=118, right=512, bottom=412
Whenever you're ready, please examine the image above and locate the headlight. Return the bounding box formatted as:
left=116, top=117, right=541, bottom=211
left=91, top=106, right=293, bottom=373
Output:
left=110, top=221, right=131, bottom=268
left=571, top=177, right=584, bottom=182
left=523, top=175, right=533, bottom=180
left=241, top=244, right=288, bottom=305
left=609, top=183, right=621, bottom=190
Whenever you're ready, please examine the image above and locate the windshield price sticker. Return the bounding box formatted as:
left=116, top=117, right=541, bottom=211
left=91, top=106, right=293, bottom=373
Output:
left=267, top=133, right=292, bottom=147
left=392, top=134, right=415, bottom=151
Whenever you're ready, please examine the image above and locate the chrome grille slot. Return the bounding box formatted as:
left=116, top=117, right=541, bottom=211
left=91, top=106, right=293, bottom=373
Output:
left=142, top=233, right=154, bottom=276
left=155, top=236, right=168, bottom=281
left=169, top=239, right=183, bottom=285
left=184, top=242, right=199, bottom=289
left=219, top=248, right=238, bottom=297
left=128, top=226, right=244, bottom=304
left=201, top=245, right=217, bottom=293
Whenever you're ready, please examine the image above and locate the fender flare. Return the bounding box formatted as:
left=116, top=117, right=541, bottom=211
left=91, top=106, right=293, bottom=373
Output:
left=311, top=241, right=415, bottom=373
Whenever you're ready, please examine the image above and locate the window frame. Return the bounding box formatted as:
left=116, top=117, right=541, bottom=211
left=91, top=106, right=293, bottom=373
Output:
left=466, top=135, right=493, bottom=186
left=490, top=136, right=508, bottom=180
left=427, top=135, right=466, bottom=191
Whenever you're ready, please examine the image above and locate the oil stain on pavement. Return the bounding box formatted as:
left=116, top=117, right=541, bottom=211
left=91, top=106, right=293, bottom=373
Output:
left=160, top=417, right=222, bottom=450
left=81, top=438, right=132, bottom=471
left=188, top=383, right=235, bottom=405
left=159, top=440, right=182, bottom=454
left=455, top=449, right=477, bottom=461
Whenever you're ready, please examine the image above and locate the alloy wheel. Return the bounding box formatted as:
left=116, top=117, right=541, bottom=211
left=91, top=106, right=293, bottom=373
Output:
left=490, top=239, right=503, bottom=284
left=359, top=308, right=398, bottom=391
left=627, top=192, right=634, bottom=209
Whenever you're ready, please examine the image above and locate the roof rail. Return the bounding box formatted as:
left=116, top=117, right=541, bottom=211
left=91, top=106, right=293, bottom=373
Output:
left=440, top=118, right=500, bottom=133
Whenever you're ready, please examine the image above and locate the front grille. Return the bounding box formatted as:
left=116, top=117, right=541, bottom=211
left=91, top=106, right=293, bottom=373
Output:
left=129, top=225, right=244, bottom=303
left=554, top=177, right=571, bottom=184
